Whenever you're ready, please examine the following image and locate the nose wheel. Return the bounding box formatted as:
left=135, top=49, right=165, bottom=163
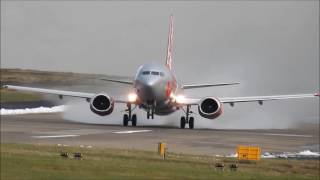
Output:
left=146, top=103, right=155, bottom=119
left=180, top=105, right=194, bottom=129
left=123, top=103, right=137, bottom=127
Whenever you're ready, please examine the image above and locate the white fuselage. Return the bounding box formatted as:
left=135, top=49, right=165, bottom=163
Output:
left=133, top=63, right=179, bottom=115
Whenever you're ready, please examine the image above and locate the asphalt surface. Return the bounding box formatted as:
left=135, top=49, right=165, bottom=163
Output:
left=1, top=113, right=319, bottom=155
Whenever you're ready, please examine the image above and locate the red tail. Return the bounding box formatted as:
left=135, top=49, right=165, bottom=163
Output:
left=166, top=15, right=173, bottom=70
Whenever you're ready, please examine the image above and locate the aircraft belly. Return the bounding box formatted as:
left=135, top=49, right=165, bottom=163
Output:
left=154, top=106, right=176, bottom=115
left=140, top=99, right=176, bottom=115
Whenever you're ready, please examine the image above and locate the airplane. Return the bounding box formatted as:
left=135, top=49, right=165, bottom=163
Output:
left=3, top=15, right=319, bottom=129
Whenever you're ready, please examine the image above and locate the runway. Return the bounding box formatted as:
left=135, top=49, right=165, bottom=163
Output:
left=1, top=113, right=319, bottom=155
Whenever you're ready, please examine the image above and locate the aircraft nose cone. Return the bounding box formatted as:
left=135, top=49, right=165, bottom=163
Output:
left=146, top=79, right=157, bottom=86
left=138, top=77, right=160, bottom=102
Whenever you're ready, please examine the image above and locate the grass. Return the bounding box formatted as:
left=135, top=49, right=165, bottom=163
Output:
left=1, top=68, right=87, bottom=84
left=0, top=68, right=130, bottom=85
left=0, top=88, right=43, bottom=103
left=1, top=143, right=319, bottom=180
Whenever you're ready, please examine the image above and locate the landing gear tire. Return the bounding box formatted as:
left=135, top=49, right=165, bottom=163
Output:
left=180, top=116, right=186, bottom=129
left=151, top=107, right=155, bottom=119
left=132, top=114, right=137, bottom=126
left=147, top=111, right=150, bottom=119
left=189, top=117, right=194, bottom=129
left=123, top=114, right=129, bottom=126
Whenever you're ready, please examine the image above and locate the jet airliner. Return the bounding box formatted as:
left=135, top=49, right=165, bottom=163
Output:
left=4, top=16, right=319, bottom=129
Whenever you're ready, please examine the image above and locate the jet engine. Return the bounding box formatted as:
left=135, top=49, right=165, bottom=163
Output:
left=90, top=94, right=114, bottom=116
left=198, top=97, right=223, bottom=119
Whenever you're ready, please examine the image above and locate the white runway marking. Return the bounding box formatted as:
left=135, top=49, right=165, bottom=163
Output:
left=39, top=129, right=110, bottom=135
left=113, top=130, right=152, bottom=134
left=262, top=133, right=313, bottom=138
left=32, top=134, right=80, bottom=138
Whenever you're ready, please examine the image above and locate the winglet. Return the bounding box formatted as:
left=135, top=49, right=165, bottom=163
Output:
left=165, top=15, right=173, bottom=70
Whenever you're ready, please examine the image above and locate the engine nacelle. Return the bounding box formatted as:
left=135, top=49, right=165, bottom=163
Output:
left=90, top=94, right=114, bottom=116
left=198, top=97, right=223, bottom=119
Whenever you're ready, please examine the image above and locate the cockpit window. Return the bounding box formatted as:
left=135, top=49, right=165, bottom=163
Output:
left=142, top=71, right=150, bottom=75
left=151, top=71, right=160, bottom=75
left=142, top=71, right=164, bottom=76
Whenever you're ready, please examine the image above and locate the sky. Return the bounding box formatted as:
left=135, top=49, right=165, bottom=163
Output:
left=1, top=1, right=319, bottom=128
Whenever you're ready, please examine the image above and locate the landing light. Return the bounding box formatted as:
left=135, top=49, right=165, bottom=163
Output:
left=128, top=93, right=137, bottom=102
left=176, top=95, right=186, bottom=104
left=170, top=93, right=185, bottom=104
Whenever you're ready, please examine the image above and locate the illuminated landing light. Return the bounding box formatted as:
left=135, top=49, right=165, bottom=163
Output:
left=169, top=92, right=175, bottom=100
left=128, top=93, right=138, bottom=103
left=176, top=95, right=186, bottom=104
left=169, top=93, right=185, bottom=104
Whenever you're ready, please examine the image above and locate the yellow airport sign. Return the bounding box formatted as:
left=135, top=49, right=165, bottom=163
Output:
left=158, top=142, right=167, bottom=158
left=237, top=146, right=261, bottom=161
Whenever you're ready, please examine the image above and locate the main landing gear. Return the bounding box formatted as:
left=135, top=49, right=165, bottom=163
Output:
left=180, top=105, right=194, bottom=129
left=123, top=103, right=137, bottom=127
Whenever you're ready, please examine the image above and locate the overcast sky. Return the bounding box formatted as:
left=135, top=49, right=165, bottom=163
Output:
left=1, top=1, right=319, bottom=128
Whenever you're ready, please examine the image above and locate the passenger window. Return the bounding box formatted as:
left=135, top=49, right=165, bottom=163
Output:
left=151, top=71, right=160, bottom=75
left=159, top=72, right=165, bottom=77
left=142, top=71, right=150, bottom=75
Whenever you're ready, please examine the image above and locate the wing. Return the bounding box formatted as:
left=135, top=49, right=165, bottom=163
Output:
left=3, top=85, right=94, bottom=99
left=182, top=82, right=239, bottom=89
left=219, top=93, right=319, bottom=104
left=180, top=92, right=319, bottom=105
left=2, top=85, right=128, bottom=103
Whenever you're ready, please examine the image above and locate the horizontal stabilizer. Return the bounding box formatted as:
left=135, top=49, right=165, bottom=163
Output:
left=182, top=82, right=240, bottom=89
left=100, top=78, right=133, bottom=85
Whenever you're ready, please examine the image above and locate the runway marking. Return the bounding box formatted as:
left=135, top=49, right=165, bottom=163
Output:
left=113, top=130, right=152, bottom=134
left=32, top=135, right=80, bottom=139
left=38, top=129, right=111, bottom=136
left=262, top=133, right=313, bottom=138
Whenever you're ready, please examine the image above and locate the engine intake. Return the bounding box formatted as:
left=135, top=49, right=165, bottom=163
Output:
left=198, top=97, right=223, bottom=119
left=90, top=94, right=114, bottom=116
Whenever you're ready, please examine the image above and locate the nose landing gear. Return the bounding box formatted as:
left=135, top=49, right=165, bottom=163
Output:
left=180, top=105, right=194, bottom=129
left=147, top=108, right=155, bottom=119
left=123, top=103, right=137, bottom=127
left=146, top=102, right=155, bottom=119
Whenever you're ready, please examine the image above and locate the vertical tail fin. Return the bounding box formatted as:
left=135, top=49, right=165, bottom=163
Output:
left=166, top=15, right=173, bottom=70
